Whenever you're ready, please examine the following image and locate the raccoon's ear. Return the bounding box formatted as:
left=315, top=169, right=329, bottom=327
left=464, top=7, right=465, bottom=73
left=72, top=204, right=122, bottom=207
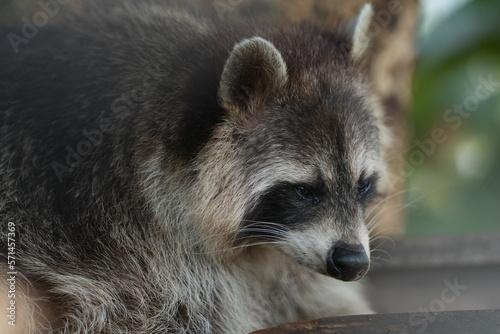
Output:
left=347, top=3, right=375, bottom=62
left=219, top=37, right=288, bottom=117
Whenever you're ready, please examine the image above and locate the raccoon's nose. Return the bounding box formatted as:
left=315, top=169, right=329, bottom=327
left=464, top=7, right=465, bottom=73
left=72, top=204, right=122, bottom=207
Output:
left=326, top=245, right=369, bottom=281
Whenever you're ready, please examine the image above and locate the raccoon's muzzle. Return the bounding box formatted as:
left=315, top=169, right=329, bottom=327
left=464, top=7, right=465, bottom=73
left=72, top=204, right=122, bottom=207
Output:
left=326, top=245, right=369, bottom=281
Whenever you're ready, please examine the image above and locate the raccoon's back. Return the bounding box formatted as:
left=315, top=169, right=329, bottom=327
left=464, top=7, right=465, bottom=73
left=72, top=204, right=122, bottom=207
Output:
left=0, top=3, right=234, bottom=249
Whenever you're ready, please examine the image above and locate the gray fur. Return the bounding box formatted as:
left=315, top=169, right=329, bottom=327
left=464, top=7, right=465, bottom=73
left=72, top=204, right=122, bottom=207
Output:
left=0, top=1, right=387, bottom=333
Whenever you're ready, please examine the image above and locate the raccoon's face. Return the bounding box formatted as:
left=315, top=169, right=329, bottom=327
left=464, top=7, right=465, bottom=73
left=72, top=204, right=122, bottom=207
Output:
left=196, top=5, right=385, bottom=281
left=238, top=90, right=381, bottom=281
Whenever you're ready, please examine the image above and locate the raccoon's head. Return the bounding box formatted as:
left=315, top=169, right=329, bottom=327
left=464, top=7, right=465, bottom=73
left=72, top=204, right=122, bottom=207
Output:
left=195, top=4, right=388, bottom=282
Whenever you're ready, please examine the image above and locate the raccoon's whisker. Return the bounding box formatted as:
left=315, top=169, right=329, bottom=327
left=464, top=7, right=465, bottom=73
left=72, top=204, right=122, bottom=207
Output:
left=241, top=220, right=291, bottom=230
left=237, top=221, right=290, bottom=237
left=369, top=234, right=395, bottom=245
left=371, top=252, right=392, bottom=263
left=367, top=191, right=428, bottom=234
left=370, top=247, right=392, bottom=258
left=231, top=237, right=285, bottom=245
left=370, top=235, right=394, bottom=256
left=369, top=227, right=397, bottom=240
left=193, top=240, right=287, bottom=255
left=365, top=195, right=411, bottom=231
left=233, top=240, right=287, bottom=249
left=238, top=224, right=288, bottom=233
left=368, top=217, right=402, bottom=236
left=370, top=255, right=393, bottom=264
left=232, top=231, right=287, bottom=242
left=241, top=220, right=283, bottom=224
left=365, top=204, right=402, bottom=232
left=194, top=222, right=289, bottom=245
left=237, top=224, right=288, bottom=233
left=364, top=188, right=416, bottom=219
left=368, top=229, right=403, bottom=265
left=366, top=203, right=401, bottom=227
left=198, top=222, right=286, bottom=237
left=235, top=231, right=288, bottom=239
left=239, top=225, right=288, bottom=234
left=196, top=225, right=288, bottom=251
left=366, top=190, right=425, bottom=232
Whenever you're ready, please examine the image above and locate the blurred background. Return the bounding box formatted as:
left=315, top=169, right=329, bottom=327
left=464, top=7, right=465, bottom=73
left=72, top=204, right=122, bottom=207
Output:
left=408, top=0, right=500, bottom=235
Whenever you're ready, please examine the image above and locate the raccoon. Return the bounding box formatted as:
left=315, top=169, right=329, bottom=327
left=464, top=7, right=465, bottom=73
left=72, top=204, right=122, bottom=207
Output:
left=0, top=1, right=390, bottom=333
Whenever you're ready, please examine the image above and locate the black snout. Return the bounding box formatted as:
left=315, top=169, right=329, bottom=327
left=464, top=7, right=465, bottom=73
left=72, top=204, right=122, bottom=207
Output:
left=326, top=245, right=369, bottom=281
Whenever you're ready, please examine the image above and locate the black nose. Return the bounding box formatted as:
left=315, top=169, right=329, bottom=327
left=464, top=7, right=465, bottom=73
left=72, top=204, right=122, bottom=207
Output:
left=326, top=245, right=369, bottom=281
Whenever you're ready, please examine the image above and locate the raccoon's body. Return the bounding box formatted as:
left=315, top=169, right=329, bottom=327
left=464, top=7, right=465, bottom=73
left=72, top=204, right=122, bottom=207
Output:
left=0, top=1, right=389, bottom=333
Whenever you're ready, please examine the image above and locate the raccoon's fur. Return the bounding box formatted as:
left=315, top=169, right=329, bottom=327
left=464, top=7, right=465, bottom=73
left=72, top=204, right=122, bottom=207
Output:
left=0, top=1, right=391, bottom=333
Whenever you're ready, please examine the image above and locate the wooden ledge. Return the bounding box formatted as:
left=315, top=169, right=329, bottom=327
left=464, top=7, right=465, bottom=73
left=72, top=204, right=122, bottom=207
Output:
left=370, top=234, right=500, bottom=269
left=251, top=309, right=500, bottom=334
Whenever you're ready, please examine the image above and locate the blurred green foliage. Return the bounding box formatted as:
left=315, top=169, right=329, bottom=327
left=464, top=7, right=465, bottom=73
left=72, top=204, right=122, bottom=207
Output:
left=406, top=0, right=500, bottom=235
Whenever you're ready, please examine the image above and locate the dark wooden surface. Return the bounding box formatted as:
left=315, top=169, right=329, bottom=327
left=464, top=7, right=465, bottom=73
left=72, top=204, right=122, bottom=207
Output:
left=370, top=234, right=500, bottom=269
left=251, top=309, right=500, bottom=334
left=368, top=234, right=500, bottom=313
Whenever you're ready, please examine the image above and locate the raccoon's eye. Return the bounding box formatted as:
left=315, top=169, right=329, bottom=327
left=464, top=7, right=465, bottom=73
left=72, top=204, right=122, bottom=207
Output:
left=358, top=180, right=372, bottom=196
left=357, top=174, right=377, bottom=202
left=295, top=185, right=320, bottom=205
